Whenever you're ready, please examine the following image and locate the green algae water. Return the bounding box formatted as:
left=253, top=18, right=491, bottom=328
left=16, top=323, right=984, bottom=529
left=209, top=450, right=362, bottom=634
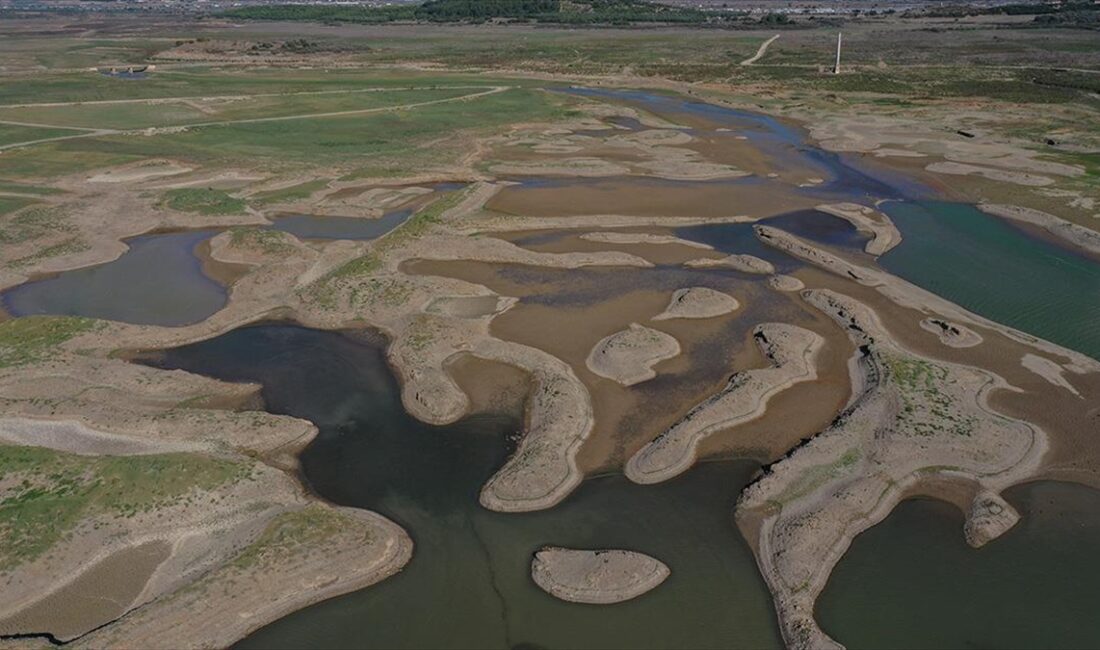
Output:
left=150, top=325, right=783, bottom=650
left=879, top=201, right=1100, bottom=360
left=817, top=481, right=1100, bottom=649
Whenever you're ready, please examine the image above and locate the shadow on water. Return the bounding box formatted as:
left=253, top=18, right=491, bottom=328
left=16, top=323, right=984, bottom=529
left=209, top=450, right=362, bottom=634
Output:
left=818, top=481, right=1100, bottom=650
left=1, top=229, right=225, bottom=327
left=145, top=324, right=783, bottom=650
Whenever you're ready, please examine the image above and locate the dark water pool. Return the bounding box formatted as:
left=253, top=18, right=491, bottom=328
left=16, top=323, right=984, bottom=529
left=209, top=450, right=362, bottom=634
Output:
left=2, top=229, right=225, bottom=327
left=146, top=324, right=782, bottom=650
left=269, top=208, right=413, bottom=241
left=818, top=481, right=1100, bottom=649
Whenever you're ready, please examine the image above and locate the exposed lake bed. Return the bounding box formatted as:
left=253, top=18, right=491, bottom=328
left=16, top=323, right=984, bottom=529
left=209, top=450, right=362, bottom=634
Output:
left=1, top=57, right=1098, bottom=650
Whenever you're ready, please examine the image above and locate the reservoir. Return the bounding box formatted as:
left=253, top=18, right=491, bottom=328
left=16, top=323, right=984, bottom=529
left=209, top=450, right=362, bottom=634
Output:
left=817, top=481, right=1100, bottom=649
left=148, top=324, right=784, bottom=650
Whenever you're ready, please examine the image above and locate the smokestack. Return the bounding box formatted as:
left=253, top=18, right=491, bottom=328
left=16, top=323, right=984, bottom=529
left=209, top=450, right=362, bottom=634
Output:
left=834, top=32, right=842, bottom=74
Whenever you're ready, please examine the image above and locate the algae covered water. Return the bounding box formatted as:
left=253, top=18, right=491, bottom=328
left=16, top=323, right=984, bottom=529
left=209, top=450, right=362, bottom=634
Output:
left=151, top=324, right=783, bottom=650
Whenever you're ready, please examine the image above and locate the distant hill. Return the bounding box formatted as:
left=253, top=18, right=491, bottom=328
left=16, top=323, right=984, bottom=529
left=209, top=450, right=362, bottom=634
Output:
left=220, top=0, right=719, bottom=26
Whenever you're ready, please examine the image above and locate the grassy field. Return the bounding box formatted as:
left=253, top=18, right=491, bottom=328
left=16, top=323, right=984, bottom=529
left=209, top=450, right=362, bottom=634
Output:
left=0, top=68, right=512, bottom=106
left=0, top=86, right=489, bottom=130
left=160, top=188, right=247, bottom=215
left=0, top=123, right=86, bottom=147
left=0, top=316, right=100, bottom=368
left=0, top=444, right=255, bottom=570
left=0, top=195, right=39, bottom=216
left=0, top=17, right=1095, bottom=206
left=0, top=81, right=570, bottom=178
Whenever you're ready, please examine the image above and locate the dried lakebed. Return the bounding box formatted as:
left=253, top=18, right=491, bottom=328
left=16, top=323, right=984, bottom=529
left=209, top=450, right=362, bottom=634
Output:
left=3, top=82, right=1099, bottom=650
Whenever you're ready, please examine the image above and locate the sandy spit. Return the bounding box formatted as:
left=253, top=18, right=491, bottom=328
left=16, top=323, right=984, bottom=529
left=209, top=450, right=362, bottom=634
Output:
left=754, top=225, right=1100, bottom=375
left=978, top=203, right=1100, bottom=257
left=625, top=323, right=823, bottom=485
left=814, top=202, right=901, bottom=255
left=685, top=253, right=775, bottom=274
left=652, top=287, right=739, bottom=320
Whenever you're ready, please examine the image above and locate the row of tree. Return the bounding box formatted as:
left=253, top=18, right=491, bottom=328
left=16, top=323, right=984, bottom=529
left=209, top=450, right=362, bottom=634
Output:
left=221, top=0, right=714, bottom=26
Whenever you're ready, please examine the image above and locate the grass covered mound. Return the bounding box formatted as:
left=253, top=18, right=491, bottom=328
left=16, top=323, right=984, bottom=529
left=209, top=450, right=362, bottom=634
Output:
left=160, top=187, right=246, bottom=215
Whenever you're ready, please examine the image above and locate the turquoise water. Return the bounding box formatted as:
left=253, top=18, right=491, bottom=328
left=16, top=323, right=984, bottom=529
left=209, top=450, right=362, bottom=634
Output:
left=148, top=325, right=783, bottom=650
left=578, top=89, right=1100, bottom=361
left=880, top=201, right=1100, bottom=360
left=818, top=481, right=1100, bottom=649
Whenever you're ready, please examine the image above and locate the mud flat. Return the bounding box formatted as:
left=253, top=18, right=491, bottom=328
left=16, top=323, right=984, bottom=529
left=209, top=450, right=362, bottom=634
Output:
left=1021, top=353, right=1081, bottom=397
left=586, top=323, right=681, bottom=386
left=0, top=434, right=411, bottom=648
left=625, top=323, right=823, bottom=485
left=685, top=254, right=775, bottom=275
left=814, top=203, right=901, bottom=255
left=653, top=287, right=739, bottom=320
left=531, top=548, right=670, bottom=604
left=926, top=161, right=1054, bottom=187
left=768, top=275, right=804, bottom=292
left=579, top=231, right=713, bottom=249
left=738, top=288, right=1047, bottom=650
left=920, top=317, right=983, bottom=348
left=978, top=203, right=1100, bottom=257
left=490, top=157, right=631, bottom=177
left=72, top=506, right=410, bottom=650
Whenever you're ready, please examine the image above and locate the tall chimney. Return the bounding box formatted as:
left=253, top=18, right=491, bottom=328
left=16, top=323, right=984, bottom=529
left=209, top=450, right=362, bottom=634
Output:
left=834, top=32, right=842, bottom=74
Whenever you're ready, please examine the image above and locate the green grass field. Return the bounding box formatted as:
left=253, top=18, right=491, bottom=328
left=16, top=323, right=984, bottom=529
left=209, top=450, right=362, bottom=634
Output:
left=0, top=195, right=39, bottom=216
left=160, top=187, right=247, bottom=215
left=0, top=123, right=86, bottom=147
left=0, top=82, right=569, bottom=178
left=0, top=86, right=488, bottom=130
left=0, top=444, right=255, bottom=570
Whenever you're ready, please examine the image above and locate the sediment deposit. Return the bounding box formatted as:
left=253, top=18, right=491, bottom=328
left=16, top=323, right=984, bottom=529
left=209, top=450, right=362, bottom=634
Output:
left=685, top=254, right=775, bottom=274
left=652, top=287, right=739, bottom=320
left=626, top=323, right=823, bottom=485
left=586, top=323, right=681, bottom=386
left=531, top=547, right=670, bottom=604
left=738, top=289, right=1047, bottom=650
